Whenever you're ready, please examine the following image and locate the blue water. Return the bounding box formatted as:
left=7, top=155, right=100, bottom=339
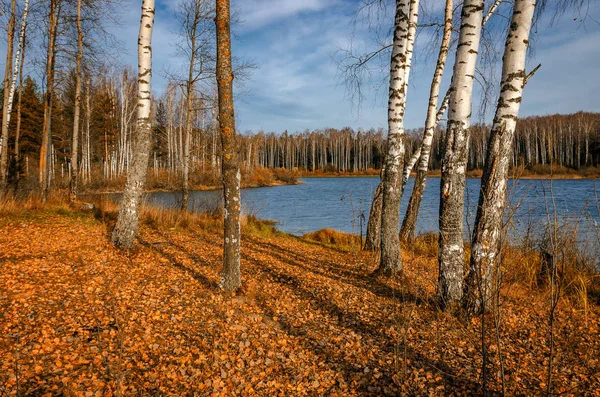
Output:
left=143, top=177, right=600, bottom=250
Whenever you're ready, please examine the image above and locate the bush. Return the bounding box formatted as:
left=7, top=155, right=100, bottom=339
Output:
left=272, top=167, right=300, bottom=184
left=302, top=228, right=362, bottom=251
left=243, top=167, right=275, bottom=187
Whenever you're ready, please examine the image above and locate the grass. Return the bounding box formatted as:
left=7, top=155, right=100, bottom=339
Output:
left=301, top=228, right=363, bottom=251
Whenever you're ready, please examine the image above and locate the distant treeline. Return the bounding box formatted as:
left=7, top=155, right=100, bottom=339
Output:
left=239, top=112, right=600, bottom=173
left=1, top=71, right=598, bottom=186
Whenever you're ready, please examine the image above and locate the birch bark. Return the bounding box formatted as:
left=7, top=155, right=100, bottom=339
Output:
left=438, top=0, right=484, bottom=306
left=400, top=0, right=452, bottom=243
left=364, top=167, right=384, bottom=251
left=216, top=0, right=242, bottom=292
left=0, top=0, right=17, bottom=186
left=464, top=0, right=536, bottom=314
left=377, top=0, right=419, bottom=275
left=111, top=0, right=155, bottom=248
left=14, top=34, right=25, bottom=166
left=7, top=0, right=28, bottom=187
left=401, top=0, right=502, bottom=243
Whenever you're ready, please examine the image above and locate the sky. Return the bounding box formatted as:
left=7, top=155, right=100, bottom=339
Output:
left=4, top=0, right=600, bottom=134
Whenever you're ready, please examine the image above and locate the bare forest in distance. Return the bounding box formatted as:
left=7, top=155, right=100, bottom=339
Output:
left=1, top=0, right=599, bottom=396
left=1, top=74, right=599, bottom=193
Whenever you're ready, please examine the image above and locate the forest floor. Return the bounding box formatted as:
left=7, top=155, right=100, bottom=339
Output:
left=1, top=202, right=599, bottom=396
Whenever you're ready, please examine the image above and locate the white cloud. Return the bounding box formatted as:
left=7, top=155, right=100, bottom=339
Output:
left=235, top=0, right=336, bottom=31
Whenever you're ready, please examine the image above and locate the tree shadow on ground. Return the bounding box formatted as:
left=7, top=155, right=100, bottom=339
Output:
left=243, top=253, right=487, bottom=395
left=137, top=236, right=218, bottom=290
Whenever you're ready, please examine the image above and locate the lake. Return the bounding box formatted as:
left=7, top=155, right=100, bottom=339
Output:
left=139, top=177, right=600, bottom=250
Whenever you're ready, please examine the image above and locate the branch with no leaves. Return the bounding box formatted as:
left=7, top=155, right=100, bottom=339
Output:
left=524, top=63, right=542, bottom=86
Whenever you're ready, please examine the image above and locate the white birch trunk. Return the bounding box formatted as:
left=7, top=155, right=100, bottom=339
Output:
left=438, top=0, right=484, bottom=306
left=377, top=0, right=419, bottom=274
left=0, top=0, right=17, bottom=185
left=112, top=0, right=155, bottom=248
left=400, top=0, right=453, bottom=243
left=465, top=0, right=536, bottom=314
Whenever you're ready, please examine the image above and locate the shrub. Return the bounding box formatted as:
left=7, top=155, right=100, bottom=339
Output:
left=302, top=228, right=362, bottom=251
left=272, top=167, right=300, bottom=184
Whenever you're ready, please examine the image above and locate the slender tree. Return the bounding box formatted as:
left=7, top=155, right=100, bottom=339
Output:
left=216, top=0, right=241, bottom=292
left=464, top=0, right=537, bottom=314
left=0, top=0, right=17, bottom=186
left=175, top=0, right=214, bottom=210
left=13, top=31, right=26, bottom=169
left=400, top=1, right=502, bottom=243
left=69, top=0, right=83, bottom=202
left=40, top=0, right=62, bottom=200
left=364, top=167, right=384, bottom=251
left=377, top=0, right=419, bottom=274
left=438, top=0, right=484, bottom=307
left=400, top=0, right=453, bottom=243
left=4, top=0, right=29, bottom=188
left=111, top=0, right=155, bottom=248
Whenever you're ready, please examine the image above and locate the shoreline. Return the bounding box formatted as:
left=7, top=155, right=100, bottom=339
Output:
left=84, top=179, right=304, bottom=195
left=84, top=172, right=597, bottom=196
left=301, top=172, right=599, bottom=180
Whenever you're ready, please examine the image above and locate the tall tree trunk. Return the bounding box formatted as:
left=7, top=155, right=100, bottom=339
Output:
left=216, top=0, right=241, bottom=293
left=364, top=167, right=384, bottom=251
left=69, top=0, right=83, bottom=202
left=11, top=3, right=28, bottom=189
left=377, top=0, right=419, bottom=275
left=438, top=0, right=484, bottom=307
left=40, top=0, right=61, bottom=201
left=464, top=0, right=536, bottom=314
left=14, top=33, right=25, bottom=166
left=182, top=8, right=199, bottom=211
left=111, top=0, right=155, bottom=248
left=84, top=77, right=91, bottom=183
left=0, top=0, right=17, bottom=187
left=400, top=0, right=453, bottom=243
left=182, top=86, right=192, bottom=210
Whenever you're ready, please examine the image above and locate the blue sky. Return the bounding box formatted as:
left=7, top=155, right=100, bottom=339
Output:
left=6, top=0, right=600, bottom=133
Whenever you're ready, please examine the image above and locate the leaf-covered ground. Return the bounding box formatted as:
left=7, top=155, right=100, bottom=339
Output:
left=0, top=208, right=598, bottom=396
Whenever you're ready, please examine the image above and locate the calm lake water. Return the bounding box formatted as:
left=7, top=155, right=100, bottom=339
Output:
left=139, top=177, right=600, bottom=248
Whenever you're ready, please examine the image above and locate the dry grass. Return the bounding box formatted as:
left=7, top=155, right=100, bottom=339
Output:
left=242, top=215, right=282, bottom=238
left=302, top=228, right=363, bottom=251
left=402, top=232, right=439, bottom=258
left=511, top=164, right=600, bottom=179
left=271, top=167, right=301, bottom=184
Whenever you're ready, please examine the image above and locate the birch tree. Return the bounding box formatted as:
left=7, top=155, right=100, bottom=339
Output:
left=377, top=0, right=419, bottom=275
left=69, top=0, right=83, bottom=202
left=364, top=167, right=384, bottom=251
left=464, top=0, right=537, bottom=314
left=13, top=30, right=26, bottom=175
left=400, top=0, right=504, bottom=243
left=0, top=0, right=17, bottom=186
left=1, top=0, right=29, bottom=188
left=437, top=0, right=484, bottom=307
left=400, top=0, right=452, bottom=243
left=216, top=0, right=241, bottom=292
left=111, top=0, right=155, bottom=248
